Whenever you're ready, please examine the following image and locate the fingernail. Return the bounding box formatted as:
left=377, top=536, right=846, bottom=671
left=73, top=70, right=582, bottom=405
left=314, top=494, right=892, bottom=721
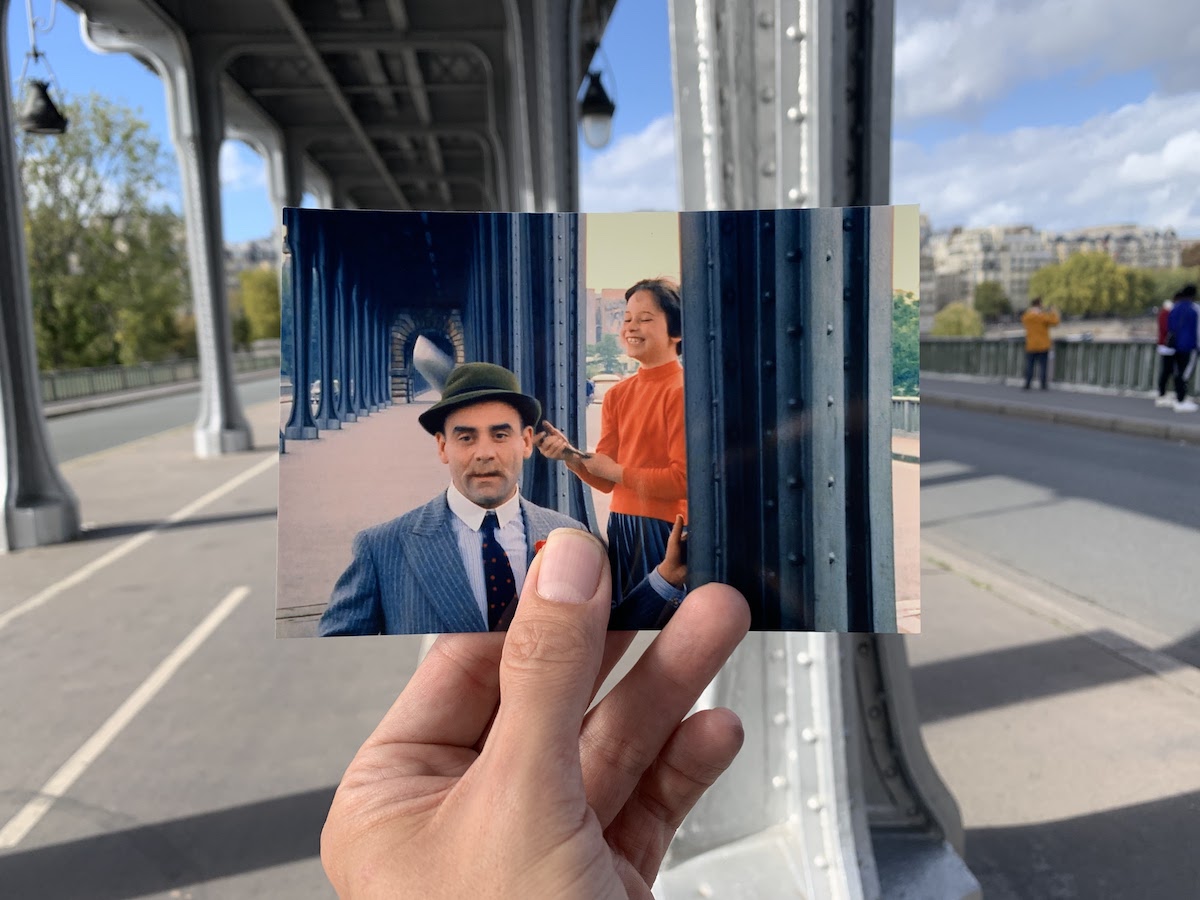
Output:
left=536, top=528, right=604, bottom=603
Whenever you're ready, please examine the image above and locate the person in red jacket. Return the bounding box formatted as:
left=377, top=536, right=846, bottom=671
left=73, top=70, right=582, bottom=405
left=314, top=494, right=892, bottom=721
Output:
left=1155, top=299, right=1176, bottom=408
left=537, top=278, right=687, bottom=601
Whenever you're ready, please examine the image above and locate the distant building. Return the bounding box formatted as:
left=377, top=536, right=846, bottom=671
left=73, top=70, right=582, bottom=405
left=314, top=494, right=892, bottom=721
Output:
left=584, top=287, right=627, bottom=343
left=224, top=236, right=279, bottom=298
left=927, top=225, right=1055, bottom=312
left=1047, top=224, right=1181, bottom=269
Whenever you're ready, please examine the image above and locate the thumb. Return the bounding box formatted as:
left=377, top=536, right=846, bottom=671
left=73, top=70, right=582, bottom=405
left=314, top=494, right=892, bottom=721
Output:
left=487, top=528, right=611, bottom=780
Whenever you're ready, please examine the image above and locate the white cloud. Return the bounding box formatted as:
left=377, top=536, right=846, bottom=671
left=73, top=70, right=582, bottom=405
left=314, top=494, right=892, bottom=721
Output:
left=892, top=91, right=1200, bottom=235
left=219, top=140, right=266, bottom=192
left=579, top=115, right=680, bottom=212
left=894, top=0, right=1200, bottom=123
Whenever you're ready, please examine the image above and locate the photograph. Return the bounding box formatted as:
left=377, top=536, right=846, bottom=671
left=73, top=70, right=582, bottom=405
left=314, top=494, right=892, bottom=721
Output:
left=275, top=205, right=918, bottom=636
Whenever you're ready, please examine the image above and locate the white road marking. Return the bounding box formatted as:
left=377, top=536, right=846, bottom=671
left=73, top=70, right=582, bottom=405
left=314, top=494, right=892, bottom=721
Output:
left=0, top=586, right=250, bottom=849
left=0, top=454, right=276, bottom=634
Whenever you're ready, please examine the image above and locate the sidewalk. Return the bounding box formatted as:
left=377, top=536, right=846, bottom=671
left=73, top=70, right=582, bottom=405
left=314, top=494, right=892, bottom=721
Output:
left=921, top=373, right=1200, bottom=446
left=913, top=534, right=1200, bottom=898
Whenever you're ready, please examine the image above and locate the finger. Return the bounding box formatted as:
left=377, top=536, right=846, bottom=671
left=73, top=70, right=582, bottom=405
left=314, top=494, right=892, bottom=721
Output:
left=580, top=583, right=750, bottom=827
left=361, top=632, right=506, bottom=751
left=605, top=707, right=745, bottom=883
left=485, top=528, right=612, bottom=783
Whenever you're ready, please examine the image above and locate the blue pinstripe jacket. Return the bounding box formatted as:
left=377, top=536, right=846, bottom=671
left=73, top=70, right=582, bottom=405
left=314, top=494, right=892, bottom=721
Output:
left=318, top=492, right=582, bottom=635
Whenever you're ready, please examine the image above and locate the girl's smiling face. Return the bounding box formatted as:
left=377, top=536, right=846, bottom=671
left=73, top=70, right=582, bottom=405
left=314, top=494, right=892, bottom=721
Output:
left=622, top=290, right=680, bottom=366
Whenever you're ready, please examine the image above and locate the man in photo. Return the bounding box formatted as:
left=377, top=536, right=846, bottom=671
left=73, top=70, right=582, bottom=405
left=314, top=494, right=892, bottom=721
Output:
left=318, top=362, right=685, bottom=635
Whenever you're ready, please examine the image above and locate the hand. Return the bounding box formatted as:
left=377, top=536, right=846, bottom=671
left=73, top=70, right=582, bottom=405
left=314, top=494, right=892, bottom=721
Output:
left=321, top=528, right=750, bottom=898
left=534, top=420, right=590, bottom=463
left=582, top=452, right=622, bottom=483
left=655, top=514, right=688, bottom=589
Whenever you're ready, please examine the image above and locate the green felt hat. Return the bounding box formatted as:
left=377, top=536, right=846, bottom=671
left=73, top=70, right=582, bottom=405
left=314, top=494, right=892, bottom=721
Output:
left=417, top=362, right=542, bottom=436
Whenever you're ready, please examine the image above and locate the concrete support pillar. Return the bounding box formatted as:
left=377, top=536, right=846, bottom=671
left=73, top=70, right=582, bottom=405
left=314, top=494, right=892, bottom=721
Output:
left=0, top=0, right=80, bottom=552
left=379, top=305, right=393, bottom=408
left=351, top=281, right=368, bottom=418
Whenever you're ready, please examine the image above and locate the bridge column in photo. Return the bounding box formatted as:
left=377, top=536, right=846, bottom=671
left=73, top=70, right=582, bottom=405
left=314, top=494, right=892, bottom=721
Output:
left=333, top=248, right=357, bottom=424
left=282, top=209, right=318, bottom=440
left=312, top=227, right=341, bottom=431
left=0, top=0, right=80, bottom=551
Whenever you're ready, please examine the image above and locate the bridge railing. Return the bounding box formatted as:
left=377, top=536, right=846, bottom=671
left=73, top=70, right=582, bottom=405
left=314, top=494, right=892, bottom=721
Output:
left=892, top=396, right=919, bottom=433
left=40, top=353, right=281, bottom=404
left=920, top=337, right=1194, bottom=393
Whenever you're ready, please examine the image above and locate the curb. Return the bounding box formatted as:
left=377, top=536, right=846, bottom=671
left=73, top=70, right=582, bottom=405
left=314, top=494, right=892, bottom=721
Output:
left=921, top=392, right=1200, bottom=446
left=43, top=370, right=280, bottom=419
left=921, top=534, right=1200, bottom=703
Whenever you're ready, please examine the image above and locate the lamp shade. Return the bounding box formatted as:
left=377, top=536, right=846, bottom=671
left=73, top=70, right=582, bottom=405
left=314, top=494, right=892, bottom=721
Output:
left=579, top=71, right=615, bottom=149
left=18, top=80, right=68, bottom=135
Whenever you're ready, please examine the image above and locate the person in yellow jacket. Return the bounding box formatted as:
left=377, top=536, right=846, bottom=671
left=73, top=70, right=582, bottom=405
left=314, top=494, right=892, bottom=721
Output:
left=1021, top=297, right=1060, bottom=390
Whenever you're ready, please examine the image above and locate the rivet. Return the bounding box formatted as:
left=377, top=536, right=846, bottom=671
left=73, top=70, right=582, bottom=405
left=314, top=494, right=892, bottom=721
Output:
left=787, top=476, right=799, bottom=488
left=814, top=855, right=829, bottom=869
left=786, top=324, right=802, bottom=336
left=698, top=884, right=715, bottom=898
left=764, top=359, right=775, bottom=369
left=787, top=397, right=798, bottom=408
left=773, top=712, right=788, bottom=725
left=826, top=323, right=834, bottom=335
left=763, top=289, right=773, bottom=301
left=843, top=219, right=854, bottom=231
left=765, top=498, right=776, bottom=508
left=787, top=187, right=803, bottom=202
left=787, top=552, right=801, bottom=565
left=796, top=652, right=812, bottom=665
left=772, top=648, right=786, bottom=660
left=760, top=87, right=776, bottom=103
left=827, top=395, right=834, bottom=406
left=785, top=249, right=801, bottom=261
left=786, top=25, right=806, bottom=41
left=787, top=106, right=803, bottom=122
left=801, top=727, right=818, bottom=743
left=825, top=252, right=832, bottom=261
left=807, top=796, right=824, bottom=811
left=758, top=11, right=774, bottom=27
left=772, top=774, right=788, bottom=788
left=828, top=552, right=836, bottom=564
left=762, top=161, right=777, bottom=177
left=827, top=476, right=835, bottom=487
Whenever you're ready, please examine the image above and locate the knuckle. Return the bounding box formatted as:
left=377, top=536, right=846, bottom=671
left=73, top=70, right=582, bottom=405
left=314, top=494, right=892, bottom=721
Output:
left=503, top=615, right=592, bottom=676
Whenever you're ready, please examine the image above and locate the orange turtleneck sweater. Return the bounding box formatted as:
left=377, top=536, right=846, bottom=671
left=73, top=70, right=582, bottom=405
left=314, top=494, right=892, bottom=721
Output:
left=578, top=360, right=687, bottom=524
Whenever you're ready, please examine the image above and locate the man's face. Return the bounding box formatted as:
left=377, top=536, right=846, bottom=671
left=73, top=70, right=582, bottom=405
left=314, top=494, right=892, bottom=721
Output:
left=436, top=400, right=533, bottom=508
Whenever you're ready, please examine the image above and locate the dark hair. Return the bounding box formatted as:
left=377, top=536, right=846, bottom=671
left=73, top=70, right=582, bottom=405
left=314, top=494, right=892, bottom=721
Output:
left=624, top=278, right=683, bottom=356
left=1030, top=296, right=1043, bottom=307
left=1179, top=284, right=1197, bottom=299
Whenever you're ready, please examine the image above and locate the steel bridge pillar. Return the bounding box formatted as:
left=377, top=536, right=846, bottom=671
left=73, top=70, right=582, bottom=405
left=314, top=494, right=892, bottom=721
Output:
left=0, top=0, right=81, bottom=552
left=663, top=1, right=979, bottom=897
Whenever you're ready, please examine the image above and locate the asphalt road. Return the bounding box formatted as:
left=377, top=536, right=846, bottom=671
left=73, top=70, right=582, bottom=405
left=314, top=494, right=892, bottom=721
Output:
left=46, top=376, right=282, bottom=463
left=922, top=404, right=1200, bottom=665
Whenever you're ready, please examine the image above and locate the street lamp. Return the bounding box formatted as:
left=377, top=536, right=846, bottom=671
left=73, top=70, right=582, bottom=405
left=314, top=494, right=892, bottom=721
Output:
left=17, top=0, right=68, bottom=136
left=578, top=71, right=615, bottom=150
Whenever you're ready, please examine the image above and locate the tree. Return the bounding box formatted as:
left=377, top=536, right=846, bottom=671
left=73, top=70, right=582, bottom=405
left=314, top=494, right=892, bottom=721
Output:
left=892, top=290, right=918, bottom=396
left=1028, top=252, right=1128, bottom=318
left=239, top=266, right=281, bottom=340
left=972, top=280, right=1011, bottom=322
left=17, top=93, right=188, bottom=369
left=587, top=333, right=624, bottom=374
left=931, top=302, right=983, bottom=337
left=1182, top=243, right=1200, bottom=268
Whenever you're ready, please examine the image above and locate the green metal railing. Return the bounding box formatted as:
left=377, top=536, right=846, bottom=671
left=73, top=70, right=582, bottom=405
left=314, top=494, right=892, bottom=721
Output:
left=40, top=353, right=282, bottom=404
left=920, top=337, right=1197, bottom=394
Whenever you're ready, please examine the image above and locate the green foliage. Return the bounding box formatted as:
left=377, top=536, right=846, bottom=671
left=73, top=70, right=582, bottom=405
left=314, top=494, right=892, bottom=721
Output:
left=931, top=302, right=984, bottom=337
left=1145, top=266, right=1200, bottom=304
left=1028, top=252, right=1131, bottom=318
left=239, top=267, right=281, bottom=340
left=972, top=280, right=1011, bottom=322
left=587, top=333, right=624, bottom=375
left=892, top=290, right=919, bottom=397
left=17, top=93, right=188, bottom=369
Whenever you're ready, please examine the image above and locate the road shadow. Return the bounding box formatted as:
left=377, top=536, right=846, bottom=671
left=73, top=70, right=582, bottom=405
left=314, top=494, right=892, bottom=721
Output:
left=0, top=786, right=335, bottom=898
left=77, top=508, right=278, bottom=542
left=912, top=628, right=1200, bottom=724
left=921, top=405, right=1200, bottom=534
left=965, top=790, right=1200, bottom=899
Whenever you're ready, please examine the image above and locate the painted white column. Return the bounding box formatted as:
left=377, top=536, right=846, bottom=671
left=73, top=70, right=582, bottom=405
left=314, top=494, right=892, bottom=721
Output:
left=0, top=0, right=80, bottom=552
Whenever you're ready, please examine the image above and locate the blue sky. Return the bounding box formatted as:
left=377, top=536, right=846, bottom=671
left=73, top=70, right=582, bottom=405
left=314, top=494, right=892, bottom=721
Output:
left=8, top=0, right=1200, bottom=240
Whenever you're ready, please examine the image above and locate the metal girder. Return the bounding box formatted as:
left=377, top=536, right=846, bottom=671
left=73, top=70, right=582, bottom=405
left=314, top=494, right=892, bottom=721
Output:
left=267, top=0, right=411, bottom=209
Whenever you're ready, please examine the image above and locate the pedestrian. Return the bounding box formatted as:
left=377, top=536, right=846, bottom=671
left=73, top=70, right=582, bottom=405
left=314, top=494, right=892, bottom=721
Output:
left=1165, top=284, right=1199, bottom=413
left=1021, top=297, right=1060, bottom=390
left=1154, top=298, right=1176, bottom=407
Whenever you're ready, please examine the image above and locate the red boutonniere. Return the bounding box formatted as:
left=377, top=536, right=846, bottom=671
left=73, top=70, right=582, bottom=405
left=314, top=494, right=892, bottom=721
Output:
left=534, top=540, right=547, bottom=554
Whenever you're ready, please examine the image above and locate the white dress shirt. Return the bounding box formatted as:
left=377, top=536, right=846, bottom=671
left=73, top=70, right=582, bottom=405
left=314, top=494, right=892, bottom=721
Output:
left=446, top=484, right=528, bottom=625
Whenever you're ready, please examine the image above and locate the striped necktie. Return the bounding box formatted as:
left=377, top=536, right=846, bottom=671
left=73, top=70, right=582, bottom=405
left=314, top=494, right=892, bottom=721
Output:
left=482, top=511, right=518, bottom=631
